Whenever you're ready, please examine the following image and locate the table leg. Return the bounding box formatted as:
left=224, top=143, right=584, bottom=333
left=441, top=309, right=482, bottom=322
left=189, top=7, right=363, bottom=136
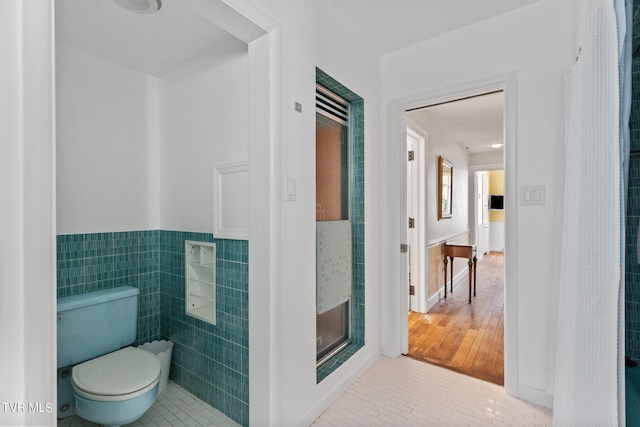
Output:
left=467, top=258, right=473, bottom=303
left=443, top=256, right=448, bottom=299
left=473, top=255, right=477, bottom=297
left=449, top=257, right=454, bottom=294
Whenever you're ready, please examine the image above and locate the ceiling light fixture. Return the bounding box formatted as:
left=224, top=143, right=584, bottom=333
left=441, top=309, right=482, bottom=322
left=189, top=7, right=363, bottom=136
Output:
left=491, top=143, right=503, bottom=149
left=113, top=0, right=162, bottom=14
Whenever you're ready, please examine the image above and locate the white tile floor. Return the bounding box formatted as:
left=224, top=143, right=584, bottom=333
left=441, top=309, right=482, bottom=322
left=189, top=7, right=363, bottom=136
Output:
left=312, top=356, right=553, bottom=427
left=57, top=381, right=240, bottom=427
left=59, top=357, right=552, bottom=427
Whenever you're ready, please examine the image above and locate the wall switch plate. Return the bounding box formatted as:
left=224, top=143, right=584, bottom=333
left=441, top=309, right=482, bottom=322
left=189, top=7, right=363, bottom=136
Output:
left=520, top=185, right=545, bottom=206
left=285, top=176, right=296, bottom=201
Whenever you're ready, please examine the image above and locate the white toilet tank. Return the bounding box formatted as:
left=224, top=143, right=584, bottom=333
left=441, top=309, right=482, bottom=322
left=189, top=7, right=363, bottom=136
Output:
left=57, top=286, right=139, bottom=368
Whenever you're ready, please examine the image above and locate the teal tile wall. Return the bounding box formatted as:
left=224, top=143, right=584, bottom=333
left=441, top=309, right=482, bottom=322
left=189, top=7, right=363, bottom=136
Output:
left=350, top=98, right=366, bottom=348
left=316, top=68, right=365, bottom=382
left=56, top=230, right=249, bottom=426
left=627, top=159, right=640, bottom=359
left=627, top=1, right=640, bottom=360
left=56, top=231, right=161, bottom=345
left=159, top=231, right=248, bottom=427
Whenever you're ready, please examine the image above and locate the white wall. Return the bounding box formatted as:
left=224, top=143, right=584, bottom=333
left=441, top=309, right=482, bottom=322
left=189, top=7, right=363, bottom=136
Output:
left=380, top=0, right=574, bottom=408
left=489, top=222, right=505, bottom=252
left=302, top=2, right=383, bottom=422
left=232, top=0, right=382, bottom=425
left=159, top=42, right=248, bottom=233
left=470, top=150, right=504, bottom=167
left=56, top=40, right=249, bottom=235
left=0, top=1, right=56, bottom=425
left=56, top=44, right=158, bottom=234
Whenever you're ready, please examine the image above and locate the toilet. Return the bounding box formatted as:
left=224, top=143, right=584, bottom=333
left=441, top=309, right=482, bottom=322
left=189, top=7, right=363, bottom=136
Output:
left=57, top=286, right=161, bottom=426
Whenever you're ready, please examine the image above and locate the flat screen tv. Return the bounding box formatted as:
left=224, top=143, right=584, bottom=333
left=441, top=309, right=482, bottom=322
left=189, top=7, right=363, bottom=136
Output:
left=489, top=195, right=504, bottom=210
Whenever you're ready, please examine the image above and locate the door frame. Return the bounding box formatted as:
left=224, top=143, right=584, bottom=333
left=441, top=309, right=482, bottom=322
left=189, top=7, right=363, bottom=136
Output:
left=391, top=73, right=519, bottom=397
left=472, top=167, right=505, bottom=258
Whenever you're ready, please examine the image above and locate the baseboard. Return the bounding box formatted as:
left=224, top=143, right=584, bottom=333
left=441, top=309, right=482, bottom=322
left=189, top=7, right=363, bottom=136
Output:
left=424, top=269, right=468, bottom=312
left=381, top=343, right=400, bottom=358
left=517, top=384, right=554, bottom=410
left=297, top=349, right=380, bottom=426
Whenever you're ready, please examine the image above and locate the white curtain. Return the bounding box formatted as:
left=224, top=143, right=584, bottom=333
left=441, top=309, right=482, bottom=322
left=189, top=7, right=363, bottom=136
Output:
left=553, top=0, right=621, bottom=425
left=615, top=1, right=632, bottom=425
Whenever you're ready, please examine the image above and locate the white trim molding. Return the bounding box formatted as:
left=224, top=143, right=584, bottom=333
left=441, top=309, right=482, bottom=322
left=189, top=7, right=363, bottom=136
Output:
left=213, top=161, right=249, bottom=240
left=382, top=71, right=520, bottom=401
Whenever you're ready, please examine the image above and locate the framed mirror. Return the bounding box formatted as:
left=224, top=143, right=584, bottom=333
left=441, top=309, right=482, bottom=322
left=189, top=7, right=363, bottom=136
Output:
left=438, top=156, right=453, bottom=219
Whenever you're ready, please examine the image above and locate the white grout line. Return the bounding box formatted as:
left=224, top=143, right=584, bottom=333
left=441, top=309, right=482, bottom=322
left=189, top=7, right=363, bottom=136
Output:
left=312, top=356, right=552, bottom=426
left=57, top=381, right=240, bottom=427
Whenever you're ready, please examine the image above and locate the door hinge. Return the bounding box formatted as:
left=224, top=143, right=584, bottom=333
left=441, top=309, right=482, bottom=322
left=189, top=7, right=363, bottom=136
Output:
left=408, top=151, right=415, bottom=161
left=400, top=244, right=409, bottom=253
left=408, top=217, right=415, bottom=228
left=409, top=285, right=415, bottom=295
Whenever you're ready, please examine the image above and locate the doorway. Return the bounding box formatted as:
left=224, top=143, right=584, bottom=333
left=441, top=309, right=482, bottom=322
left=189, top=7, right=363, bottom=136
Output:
left=402, top=91, right=506, bottom=385
left=54, top=1, right=276, bottom=425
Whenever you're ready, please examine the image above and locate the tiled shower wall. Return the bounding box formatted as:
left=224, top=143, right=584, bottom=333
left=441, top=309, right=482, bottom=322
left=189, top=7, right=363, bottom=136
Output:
left=627, top=3, right=640, bottom=360
left=56, top=230, right=249, bottom=426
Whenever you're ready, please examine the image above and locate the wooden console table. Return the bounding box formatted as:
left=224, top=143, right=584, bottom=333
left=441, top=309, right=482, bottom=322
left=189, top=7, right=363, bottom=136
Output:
left=443, top=244, right=477, bottom=303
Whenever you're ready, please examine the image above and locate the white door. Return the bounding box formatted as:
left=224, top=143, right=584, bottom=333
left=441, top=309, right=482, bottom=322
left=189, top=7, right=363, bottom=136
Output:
left=476, top=171, right=490, bottom=258
left=406, top=127, right=426, bottom=313
left=407, top=133, right=419, bottom=311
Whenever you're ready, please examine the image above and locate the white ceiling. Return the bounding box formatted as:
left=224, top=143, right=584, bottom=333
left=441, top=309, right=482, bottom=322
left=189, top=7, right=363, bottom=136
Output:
left=55, top=0, right=246, bottom=78
left=325, top=1, right=523, bottom=155
left=57, top=1, right=515, bottom=152
left=328, top=0, right=540, bottom=55
left=408, top=92, right=504, bottom=154
left=56, top=0, right=540, bottom=77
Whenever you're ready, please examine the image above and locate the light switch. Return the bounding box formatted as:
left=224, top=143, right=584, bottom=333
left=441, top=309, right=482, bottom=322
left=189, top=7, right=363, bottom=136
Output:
left=285, top=176, right=296, bottom=201
left=520, top=185, right=545, bottom=206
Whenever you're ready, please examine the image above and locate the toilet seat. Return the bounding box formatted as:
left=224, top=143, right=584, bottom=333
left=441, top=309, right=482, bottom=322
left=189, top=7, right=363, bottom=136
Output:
left=72, top=347, right=161, bottom=402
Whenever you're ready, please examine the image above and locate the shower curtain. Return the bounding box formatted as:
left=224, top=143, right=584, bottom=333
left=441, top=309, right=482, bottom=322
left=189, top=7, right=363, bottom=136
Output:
left=618, top=1, right=632, bottom=425
left=553, top=0, right=627, bottom=425
left=553, top=0, right=633, bottom=426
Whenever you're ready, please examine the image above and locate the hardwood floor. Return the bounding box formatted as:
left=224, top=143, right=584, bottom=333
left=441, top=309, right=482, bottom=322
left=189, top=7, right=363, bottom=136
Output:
left=408, top=251, right=504, bottom=385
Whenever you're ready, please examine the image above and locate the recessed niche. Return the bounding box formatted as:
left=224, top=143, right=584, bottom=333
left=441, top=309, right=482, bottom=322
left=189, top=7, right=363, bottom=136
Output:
left=185, top=241, right=216, bottom=325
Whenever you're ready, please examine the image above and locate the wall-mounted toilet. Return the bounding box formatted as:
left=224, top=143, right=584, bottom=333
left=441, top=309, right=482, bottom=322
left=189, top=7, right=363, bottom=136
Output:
left=57, top=286, right=161, bottom=426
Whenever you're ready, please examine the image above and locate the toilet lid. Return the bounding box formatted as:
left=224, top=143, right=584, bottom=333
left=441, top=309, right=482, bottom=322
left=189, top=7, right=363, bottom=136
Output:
left=72, top=347, right=161, bottom=401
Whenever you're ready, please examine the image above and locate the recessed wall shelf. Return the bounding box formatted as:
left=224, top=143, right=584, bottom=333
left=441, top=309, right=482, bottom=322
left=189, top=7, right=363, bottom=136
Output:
left=185, top=241, right=216, bottom=325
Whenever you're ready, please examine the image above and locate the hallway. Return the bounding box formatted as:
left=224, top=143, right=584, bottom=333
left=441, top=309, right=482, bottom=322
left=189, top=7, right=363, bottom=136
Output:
left=408, top=251, right=504, bottom=385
